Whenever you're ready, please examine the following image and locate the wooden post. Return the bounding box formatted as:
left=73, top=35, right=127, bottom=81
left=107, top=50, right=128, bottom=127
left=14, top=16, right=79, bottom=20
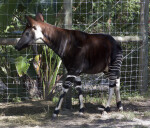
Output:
left=62, top=0, right=73, bottom=109
left=64, top=0, right=72, bottom=29
left=139, top=0, right=149, bottom=94
left=0, top=36, right=142, bottom=45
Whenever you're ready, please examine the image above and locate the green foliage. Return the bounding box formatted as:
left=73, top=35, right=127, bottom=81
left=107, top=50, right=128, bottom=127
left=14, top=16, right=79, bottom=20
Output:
left=15, top=56, right=30, bottom=77
left=0, top=0, right=142, bottom=37
left=0, top=0, right=63, bottom=100
left=0, top=45, right=37, bottom=101
left=0, top=0, right=143, bottom=36
left=12, top=97, right=22, bottom=102
left=0, top=45, right=18, bottom=83
left=0, top=0, right=18, bottom=36
left=0, top=0, right=149, bottom=101
left=40, top=46, right=62, bottom=99
left=72, top=0, right=141, bottom=35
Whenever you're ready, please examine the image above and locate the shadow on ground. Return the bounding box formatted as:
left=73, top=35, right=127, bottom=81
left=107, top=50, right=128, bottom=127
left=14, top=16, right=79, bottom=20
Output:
left=0, top=99, right=150, bottom=128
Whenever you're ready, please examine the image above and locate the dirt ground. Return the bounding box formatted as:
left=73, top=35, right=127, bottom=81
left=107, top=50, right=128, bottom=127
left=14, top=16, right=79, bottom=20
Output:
left=0, top=98, right=150, bottom=128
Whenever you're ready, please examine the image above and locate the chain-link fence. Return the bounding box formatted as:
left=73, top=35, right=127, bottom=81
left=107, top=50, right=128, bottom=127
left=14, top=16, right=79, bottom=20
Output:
left=0, top=0, right=149, bottom=102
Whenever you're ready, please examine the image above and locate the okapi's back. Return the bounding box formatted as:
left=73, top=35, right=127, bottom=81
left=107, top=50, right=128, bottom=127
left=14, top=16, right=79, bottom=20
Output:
left=80, top=33, right=113, bottom=74
left=64, top=30, right=122, bottom=74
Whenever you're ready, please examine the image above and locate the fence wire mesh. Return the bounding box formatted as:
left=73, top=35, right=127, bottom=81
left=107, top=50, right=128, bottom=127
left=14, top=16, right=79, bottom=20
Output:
left=0, top=0, right=149, bottom=102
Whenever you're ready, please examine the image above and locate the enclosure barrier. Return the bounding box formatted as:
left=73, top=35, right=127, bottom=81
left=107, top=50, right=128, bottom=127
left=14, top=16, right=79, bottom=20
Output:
left=0, top=35, right=147, bottom=102
left=0, top=36, right=142, bottom=45
left=0, top=0, right=149, bottom=103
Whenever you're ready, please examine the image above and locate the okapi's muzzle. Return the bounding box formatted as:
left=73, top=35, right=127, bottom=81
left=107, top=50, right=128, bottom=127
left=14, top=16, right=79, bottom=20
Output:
left=15, top=41, right=29, bottom=51
left=14, top=45, right=20, bottom=51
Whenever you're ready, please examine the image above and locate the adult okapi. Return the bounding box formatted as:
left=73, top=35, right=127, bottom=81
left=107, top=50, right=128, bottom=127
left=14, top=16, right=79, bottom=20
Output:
left=15, top=13, right=123, bottom=117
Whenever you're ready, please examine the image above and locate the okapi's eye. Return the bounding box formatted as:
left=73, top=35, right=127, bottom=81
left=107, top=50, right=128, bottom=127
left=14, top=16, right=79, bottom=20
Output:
left=26, top=32, right=29, bottom=36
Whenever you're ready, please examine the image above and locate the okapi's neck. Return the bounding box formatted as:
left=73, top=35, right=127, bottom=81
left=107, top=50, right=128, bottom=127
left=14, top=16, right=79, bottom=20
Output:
left=40, top=22, right=68, bottom=58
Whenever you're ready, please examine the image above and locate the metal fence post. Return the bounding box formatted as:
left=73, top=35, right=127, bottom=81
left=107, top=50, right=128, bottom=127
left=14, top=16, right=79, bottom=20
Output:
left=139, top=0, right=149, bottom=94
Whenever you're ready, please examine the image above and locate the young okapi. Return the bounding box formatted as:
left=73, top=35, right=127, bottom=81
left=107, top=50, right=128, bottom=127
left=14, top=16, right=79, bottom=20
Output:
left=15, top=13, right=123, bottom=117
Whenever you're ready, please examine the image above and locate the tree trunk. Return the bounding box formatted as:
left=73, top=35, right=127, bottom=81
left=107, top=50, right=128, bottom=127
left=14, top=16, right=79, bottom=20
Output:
left=62, top=0, right=72, bottom=109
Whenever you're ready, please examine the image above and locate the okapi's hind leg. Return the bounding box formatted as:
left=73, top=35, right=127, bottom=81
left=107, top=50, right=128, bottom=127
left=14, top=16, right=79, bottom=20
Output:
left=105, top=86, right=115, bottom=112
left=115, top=78, right=123, bottom=111
left=105, top=52, right=123, bottom=112
left=105, top=78, right=123, bottom=112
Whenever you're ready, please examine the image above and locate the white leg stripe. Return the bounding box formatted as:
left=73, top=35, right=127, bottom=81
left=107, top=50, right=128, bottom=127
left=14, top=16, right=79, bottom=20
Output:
left=79, top=94, right=84, bottom=109
left=66, top=75, right=77, bottom=78
left=62, top=88, right=69, bottom=93
left=115, top=78, right=121, bottom=102
left=75, top=86, right=82, bottom=89
left=106, top=88, right=114, bottom=107
left=116, top=78, right=120, bottom=88
left=55, top=98, right=64, bottom=110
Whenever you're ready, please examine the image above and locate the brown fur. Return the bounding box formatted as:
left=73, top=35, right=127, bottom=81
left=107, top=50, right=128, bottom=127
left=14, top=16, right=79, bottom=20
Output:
left=15, top=13, right=122, bottom=76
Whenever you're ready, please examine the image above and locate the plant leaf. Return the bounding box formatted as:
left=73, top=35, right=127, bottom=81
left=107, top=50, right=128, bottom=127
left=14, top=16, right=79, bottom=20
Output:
left=15, top=56, right=30, bottom=77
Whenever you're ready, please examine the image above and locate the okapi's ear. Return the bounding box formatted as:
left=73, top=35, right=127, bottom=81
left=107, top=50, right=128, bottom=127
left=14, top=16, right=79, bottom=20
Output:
left=35, top=13, right=44, bottom=22
left=25, top=15, right=37, bottom=27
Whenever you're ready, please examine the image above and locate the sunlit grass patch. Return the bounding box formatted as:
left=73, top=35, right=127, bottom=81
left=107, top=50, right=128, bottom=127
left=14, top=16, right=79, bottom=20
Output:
left=120, top=111, right=136, bottom=120
left=121, top=91, right=147, bottom=102
left=1, top=112, right=49, bottom=126
left=143, top=111, right=150, bottom=118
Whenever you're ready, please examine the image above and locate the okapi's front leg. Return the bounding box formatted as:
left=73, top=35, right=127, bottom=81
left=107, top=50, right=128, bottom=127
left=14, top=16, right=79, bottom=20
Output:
left=74, top=76, right=84, bottom=114
left=53, top=75, right=73, bottom=117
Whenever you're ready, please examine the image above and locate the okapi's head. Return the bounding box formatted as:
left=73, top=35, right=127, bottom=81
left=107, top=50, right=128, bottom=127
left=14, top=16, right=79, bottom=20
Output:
left=15, top=13, right=44, bottom=51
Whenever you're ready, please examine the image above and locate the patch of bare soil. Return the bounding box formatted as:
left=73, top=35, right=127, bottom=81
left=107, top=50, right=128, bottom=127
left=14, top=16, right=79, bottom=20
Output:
left=0, top=99, right=150, bottom=128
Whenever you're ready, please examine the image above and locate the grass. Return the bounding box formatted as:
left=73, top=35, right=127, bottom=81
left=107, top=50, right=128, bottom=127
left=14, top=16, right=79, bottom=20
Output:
left=1, top=110, right=54, bottom=126
left=0, top=97, right=150, bottom=127
left=2, top=113, right=43, bottom=126
left=143, top=111, right=150, bottom=118
left=71, top=91, right=149, bottom=109
left=0, top=100, right=55, bottom=126
left=0, top=90, right=150, bottom=127
left=120, top=111, right=136, bottom=120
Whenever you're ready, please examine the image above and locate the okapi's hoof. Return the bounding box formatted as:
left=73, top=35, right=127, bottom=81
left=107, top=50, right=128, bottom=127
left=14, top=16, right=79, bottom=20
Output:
left=117, top=101, right=123, bottom=111
left=105, top=107, right=111, bottom=112
left=52, top=113, right=58, bottom=118
left=51, top=114, right=58, bottom=120
left=52, top=110, right=59, bottom=118
left=79, top=107, right=85, bottom=115
left=118, top=106, right=123, bottom=111
left=98, top=105, right=105, bottom=111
